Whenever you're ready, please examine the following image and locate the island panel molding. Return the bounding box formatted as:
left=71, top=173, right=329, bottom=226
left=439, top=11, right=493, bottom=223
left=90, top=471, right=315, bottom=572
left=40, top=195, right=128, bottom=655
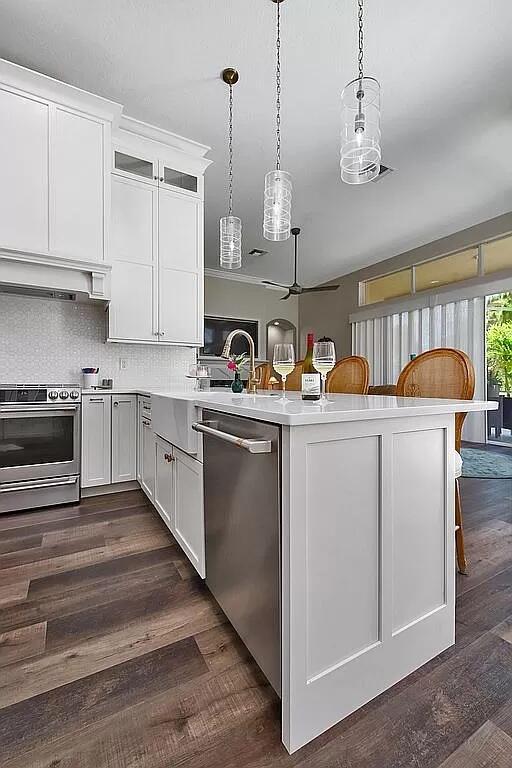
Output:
left=281, top=412, right=455, bottom=753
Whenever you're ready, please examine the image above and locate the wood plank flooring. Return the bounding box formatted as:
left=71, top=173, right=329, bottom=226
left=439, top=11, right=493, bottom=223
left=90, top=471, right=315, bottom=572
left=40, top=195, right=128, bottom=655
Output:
left=0, top=474, right=511, bottom=767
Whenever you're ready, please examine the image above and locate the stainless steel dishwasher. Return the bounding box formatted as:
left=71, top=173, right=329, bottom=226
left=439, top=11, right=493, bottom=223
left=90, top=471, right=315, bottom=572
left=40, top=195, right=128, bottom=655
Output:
left=193, top=410, right=281, bottom=695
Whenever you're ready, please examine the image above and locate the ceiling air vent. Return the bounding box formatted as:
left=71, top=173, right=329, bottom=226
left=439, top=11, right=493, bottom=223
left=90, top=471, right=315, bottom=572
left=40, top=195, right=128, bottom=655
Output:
left=248, top=248, right=269, bottom=257
left=371, top=164, right=394, bottom=182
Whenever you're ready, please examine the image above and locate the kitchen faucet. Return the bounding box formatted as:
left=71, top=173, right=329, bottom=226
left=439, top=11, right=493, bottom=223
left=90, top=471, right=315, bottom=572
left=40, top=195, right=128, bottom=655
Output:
left=221, top=329, right=259, bottom=394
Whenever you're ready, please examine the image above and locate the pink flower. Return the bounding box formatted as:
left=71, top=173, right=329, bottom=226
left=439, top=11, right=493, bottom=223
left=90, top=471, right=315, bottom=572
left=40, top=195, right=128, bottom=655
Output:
left=227, top=360, right=237, bottom=371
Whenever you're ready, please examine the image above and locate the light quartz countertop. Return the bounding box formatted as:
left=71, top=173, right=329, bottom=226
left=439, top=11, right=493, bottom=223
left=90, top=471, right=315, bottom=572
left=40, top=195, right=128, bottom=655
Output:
left=109, top=388, right=498, bottom=427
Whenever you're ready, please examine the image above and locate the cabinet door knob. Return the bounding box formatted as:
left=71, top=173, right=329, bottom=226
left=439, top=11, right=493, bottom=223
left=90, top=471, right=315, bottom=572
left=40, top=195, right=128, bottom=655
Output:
left=159, top=177, right=164, bottom=182
left=153, top=175, right=158, bottom=180
left=160, top=331, right=165, bottom=337
left=113, top=401, right=119, bottom=407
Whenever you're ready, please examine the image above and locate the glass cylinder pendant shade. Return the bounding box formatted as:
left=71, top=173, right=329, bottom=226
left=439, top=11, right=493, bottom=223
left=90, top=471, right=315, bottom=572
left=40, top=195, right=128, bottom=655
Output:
left=340, top=76, right=381, bottom=184
left=220, top=215, right=242, bottom=270
left=263, top=170, right=292, bottom=241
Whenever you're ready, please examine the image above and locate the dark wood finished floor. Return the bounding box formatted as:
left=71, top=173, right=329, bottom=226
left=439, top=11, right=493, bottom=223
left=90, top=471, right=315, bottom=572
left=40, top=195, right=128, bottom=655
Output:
left=0, top=474, right=511, bottom=768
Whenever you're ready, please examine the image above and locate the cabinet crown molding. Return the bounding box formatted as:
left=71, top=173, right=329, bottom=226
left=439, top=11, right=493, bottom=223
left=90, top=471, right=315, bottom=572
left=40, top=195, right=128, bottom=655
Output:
left=119, top=115, right=211, bottom=158
left=0, top=58, right=123, bottom=124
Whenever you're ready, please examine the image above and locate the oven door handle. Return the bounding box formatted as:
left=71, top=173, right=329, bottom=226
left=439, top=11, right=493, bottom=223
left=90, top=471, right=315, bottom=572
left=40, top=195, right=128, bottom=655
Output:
left=0, top=405, right=79, bottom=414
left=0, top=477, right=78, bottom=494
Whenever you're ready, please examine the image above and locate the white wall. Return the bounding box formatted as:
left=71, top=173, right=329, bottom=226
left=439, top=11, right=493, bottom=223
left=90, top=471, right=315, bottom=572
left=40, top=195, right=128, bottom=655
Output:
left=204, top=276, right=299, bottom=361
left=0, top=294, right=196, bottom=388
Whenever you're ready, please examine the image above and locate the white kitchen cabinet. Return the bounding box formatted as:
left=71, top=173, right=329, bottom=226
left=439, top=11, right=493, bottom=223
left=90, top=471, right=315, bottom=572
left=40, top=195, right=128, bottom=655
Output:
left=153, top=435, right=175, bottom=528
left=174, top=446, right=205, bottom=578
left=108, top=119, right=209, bottom=347
left=111, top=395, right=137, bottom=483
left=0, top=60, right=120, bottom=265
left=158, top=189, right=203, bottom=345
left=109, top=181, right=203, bottom=346
left=81, top=395, right=111, bottom=488
left=50, top=107, right=107, bottom=262
left=109, top=175, right=157, bottom=342
left=140, top=416, right=155, bottom=500
left=82, top=393, right=136, bottom=488
left=0, top=88, right=49, bottom=254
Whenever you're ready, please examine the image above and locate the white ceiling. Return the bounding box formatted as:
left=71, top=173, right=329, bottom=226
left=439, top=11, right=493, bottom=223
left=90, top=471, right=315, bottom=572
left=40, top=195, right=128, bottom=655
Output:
left=1, top=1, right=512, bottom=285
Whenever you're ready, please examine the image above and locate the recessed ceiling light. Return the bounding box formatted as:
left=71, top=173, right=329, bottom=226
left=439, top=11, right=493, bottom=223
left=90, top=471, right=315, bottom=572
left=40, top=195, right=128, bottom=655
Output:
left=274, top=321, right=280, bottom=326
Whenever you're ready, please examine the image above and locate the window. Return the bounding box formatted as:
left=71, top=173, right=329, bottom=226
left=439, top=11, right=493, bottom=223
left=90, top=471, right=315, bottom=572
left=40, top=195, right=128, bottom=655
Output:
left=414, top=248, right=478, bottom=292
left=363, top=269, right=412, bottom=305
left=483, top=235, right=512, bottom=275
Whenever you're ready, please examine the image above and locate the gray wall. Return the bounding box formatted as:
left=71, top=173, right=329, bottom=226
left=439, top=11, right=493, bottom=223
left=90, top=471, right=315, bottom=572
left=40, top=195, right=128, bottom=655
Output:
left=299, top=211, right=512, bottom=358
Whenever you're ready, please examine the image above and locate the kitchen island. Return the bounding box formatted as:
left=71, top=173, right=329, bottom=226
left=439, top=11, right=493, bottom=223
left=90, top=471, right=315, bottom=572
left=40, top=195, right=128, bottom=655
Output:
left=148, top=390, right=495, bottom=753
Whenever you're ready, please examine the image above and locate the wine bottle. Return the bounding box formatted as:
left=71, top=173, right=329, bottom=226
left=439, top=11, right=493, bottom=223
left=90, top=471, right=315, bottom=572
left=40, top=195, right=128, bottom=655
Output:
left=302, top=333, right=321, bottom=401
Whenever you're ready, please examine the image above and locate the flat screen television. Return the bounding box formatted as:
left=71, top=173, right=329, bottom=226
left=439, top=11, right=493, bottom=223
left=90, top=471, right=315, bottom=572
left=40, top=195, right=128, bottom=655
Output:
left=201, top=316, right=259, bottom=358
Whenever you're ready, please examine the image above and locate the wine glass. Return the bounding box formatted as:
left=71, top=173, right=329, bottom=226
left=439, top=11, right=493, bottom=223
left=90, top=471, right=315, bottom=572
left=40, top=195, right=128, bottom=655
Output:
left=273, top=343, right=295, bottom=399
left=313, top=341, right=336, bottom=401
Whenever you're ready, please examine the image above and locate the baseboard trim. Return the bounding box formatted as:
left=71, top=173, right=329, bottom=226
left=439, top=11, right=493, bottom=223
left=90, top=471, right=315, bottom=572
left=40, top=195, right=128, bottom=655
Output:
left=81, top=480, right=140, bottom=497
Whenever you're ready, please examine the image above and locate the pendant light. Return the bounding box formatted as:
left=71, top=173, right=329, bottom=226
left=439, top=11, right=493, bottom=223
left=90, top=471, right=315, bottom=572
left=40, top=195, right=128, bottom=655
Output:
left=263, top=0, right=292, bottom=242
left=340, top=0, right=381, bottom=184
left=220, top=68, right=242, bottom=270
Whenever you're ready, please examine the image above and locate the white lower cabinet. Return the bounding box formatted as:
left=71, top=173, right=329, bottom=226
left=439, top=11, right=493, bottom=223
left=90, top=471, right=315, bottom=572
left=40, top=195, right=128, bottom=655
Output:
left=173, top=447, right=205, bottom=578
left=154, top=435, right=175, bottom=528
left=139, top=422, right=205, bottom=578
left=111, top=396, right=137, bottom=483
left=81, top=395, right=111, bottom=488
left=81, top=394, right=136, bottom=488
left=140, top=416, right=155, bottom=500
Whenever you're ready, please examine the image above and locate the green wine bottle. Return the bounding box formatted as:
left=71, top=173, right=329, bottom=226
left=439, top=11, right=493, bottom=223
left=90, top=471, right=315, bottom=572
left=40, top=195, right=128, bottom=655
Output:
left=302, top=333, right=321, bottom=401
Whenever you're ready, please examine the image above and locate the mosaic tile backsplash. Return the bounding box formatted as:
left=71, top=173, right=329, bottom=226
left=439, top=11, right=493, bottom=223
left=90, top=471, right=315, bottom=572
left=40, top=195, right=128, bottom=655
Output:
left=0, top=295, right=197, bottom=388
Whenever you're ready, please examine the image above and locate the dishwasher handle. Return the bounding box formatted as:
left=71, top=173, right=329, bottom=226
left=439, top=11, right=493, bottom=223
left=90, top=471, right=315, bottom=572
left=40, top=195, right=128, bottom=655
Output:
left=192, top=421, right=272, bottom=454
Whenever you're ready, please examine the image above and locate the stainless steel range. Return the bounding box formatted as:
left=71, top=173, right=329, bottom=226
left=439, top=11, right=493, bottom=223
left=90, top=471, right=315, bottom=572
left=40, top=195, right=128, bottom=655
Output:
left=0, top=384, right=81, bottom=513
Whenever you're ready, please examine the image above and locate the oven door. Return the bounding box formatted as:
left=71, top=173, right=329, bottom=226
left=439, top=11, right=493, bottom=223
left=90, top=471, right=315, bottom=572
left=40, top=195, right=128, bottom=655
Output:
left=0, top=405, right=80, bottom=484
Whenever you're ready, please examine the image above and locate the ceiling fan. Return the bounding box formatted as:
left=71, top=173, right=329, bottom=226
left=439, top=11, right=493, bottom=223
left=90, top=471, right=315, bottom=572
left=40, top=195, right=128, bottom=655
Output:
left=262, top=227, right=340, bottom=300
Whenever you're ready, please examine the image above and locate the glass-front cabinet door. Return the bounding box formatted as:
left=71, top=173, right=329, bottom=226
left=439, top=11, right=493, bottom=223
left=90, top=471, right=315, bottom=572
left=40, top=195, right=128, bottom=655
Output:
left=159, top=161, right=199, bottom=195
left=113, top=150, right=157, bottom=184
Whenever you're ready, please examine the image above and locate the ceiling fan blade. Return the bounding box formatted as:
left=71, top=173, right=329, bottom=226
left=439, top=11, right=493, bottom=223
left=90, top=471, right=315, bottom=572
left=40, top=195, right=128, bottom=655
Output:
left=262, top=280, right=290, bottom=289
left=301, top=285, right=341, bottom=293
left=280, top=291, right=292, bottom=301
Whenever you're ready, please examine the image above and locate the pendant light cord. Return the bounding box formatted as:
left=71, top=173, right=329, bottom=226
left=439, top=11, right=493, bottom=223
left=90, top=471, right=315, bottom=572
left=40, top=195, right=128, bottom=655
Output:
left=358, top=0, right=364, bottom=81
left=275, top=0, right=282, bottom=171
left=228, top=82, right=234, bottom=216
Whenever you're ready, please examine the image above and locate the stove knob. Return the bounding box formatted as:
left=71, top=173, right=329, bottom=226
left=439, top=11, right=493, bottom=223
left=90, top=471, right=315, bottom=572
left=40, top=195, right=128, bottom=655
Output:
left=59, top=390, right=69, bottom=400
left=48, top=390, right=59, bottom=400
left=69, top=390, right=80, bottom=400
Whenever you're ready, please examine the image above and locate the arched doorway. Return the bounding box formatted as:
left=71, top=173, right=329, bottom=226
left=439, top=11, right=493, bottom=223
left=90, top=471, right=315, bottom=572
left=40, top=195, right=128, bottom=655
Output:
left=266, top=318, right=297, bottom=363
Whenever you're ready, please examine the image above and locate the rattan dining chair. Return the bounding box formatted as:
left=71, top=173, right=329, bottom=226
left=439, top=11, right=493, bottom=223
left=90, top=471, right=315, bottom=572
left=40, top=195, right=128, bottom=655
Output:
left=283, top=360, right=303, bottom=391
left=396, top=348, right=475, bottom=574
left=326, top=356, right=370, bottom=395
left=255, top=363, right=272, bottom=390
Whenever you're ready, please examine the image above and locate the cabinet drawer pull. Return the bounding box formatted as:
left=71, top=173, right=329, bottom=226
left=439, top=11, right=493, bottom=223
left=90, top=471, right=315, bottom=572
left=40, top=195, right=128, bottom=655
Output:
left=89, top=398, right=105, bottom=402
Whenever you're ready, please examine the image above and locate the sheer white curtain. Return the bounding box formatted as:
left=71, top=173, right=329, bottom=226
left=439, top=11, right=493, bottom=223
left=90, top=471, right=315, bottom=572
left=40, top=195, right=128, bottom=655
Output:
left=351, top=297, right=486, bottom=442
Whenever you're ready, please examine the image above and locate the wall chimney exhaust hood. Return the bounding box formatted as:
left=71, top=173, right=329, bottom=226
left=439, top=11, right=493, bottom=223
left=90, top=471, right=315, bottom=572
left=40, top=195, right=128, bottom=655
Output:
left=0, top=249, right=111, bottom=302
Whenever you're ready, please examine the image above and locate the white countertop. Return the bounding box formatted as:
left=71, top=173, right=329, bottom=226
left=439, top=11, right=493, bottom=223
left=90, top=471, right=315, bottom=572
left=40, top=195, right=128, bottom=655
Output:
left=143, top=389, right=496, bottom=426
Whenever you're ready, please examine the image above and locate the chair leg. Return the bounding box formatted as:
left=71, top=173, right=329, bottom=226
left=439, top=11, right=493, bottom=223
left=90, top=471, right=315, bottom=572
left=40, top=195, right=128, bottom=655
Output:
left=455, top=478, right=468, bottom=575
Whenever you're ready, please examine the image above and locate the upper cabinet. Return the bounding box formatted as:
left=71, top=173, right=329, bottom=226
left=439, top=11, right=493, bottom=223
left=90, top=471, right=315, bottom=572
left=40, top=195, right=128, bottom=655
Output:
left=108, top=117, right=210, bottom=346
left=0, top=59, right=121, bottom=264
left=51, top=107, right=107, bottom=262
left=0, top=89, right=49, bottom=254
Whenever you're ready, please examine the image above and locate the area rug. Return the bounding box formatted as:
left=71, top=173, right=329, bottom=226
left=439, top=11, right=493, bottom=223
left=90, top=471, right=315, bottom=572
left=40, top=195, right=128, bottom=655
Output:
left=461, top=447, right=512, bottom=479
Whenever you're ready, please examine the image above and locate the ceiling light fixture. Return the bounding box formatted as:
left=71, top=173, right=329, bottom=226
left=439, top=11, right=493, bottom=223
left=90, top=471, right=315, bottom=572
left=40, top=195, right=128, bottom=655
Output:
left=263, top=0, right=292, bottom=242
left=220, top=67, right=242, bottom=269
left=340, top=0, right=381, bottom=184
